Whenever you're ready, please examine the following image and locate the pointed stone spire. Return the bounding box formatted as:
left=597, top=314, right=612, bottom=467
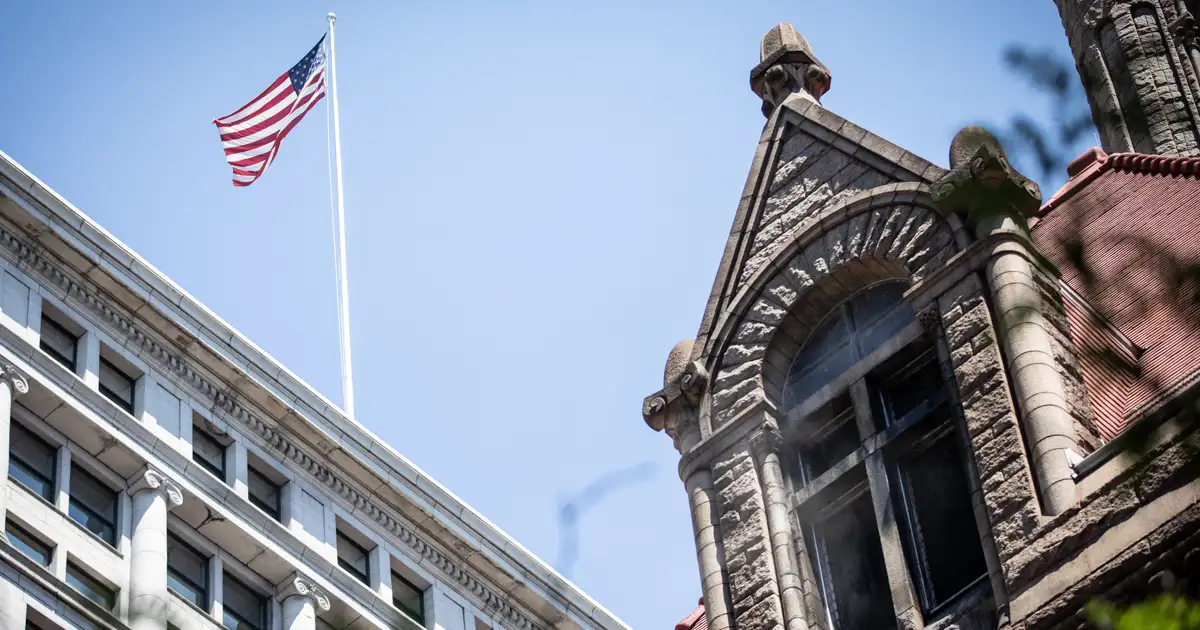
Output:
left=750, top=23, right=831, bottom=117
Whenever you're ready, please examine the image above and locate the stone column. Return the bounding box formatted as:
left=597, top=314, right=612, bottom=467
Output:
left=0, top=365, right=28, bottom=535
left=980, top=225, right=1079, bottom=515
left=933, top=126, right=1081, bottom=516
left=279, top=574, right=331, bottom=630
left=128, top=469, right=183, bottom=630
left=749, top=427, right=807, bottom=630
left=685, top=468, right=733, bottom=630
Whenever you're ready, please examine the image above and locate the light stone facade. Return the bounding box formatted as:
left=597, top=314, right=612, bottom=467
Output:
left=645, top=16, right=1200, bottom=630
left=0, top=152, right=629, bottom=630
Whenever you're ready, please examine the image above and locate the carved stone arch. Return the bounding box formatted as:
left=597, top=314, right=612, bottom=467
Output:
left=707, top=183, right=960, bottom=427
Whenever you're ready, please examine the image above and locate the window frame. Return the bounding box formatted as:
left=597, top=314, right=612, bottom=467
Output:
left=391, top=570, right=425, bottom=625
left=336, top=529, right=371, bottom=585
left=66, top=561, right=117, bottom=612
left=6, top=520, right=53, bottom=567
left=782, top=289, right=988, bottom=625
left=97, top=356, right=135, bottom=414
left=222, top=571, right=267, bottom=630
left=67, top=465, right=119, bottom=547
left=246, top=465, right=281, bottom=521
left=10, top=421, right=58, bottom=503
left=191, top=427, right=227, bottom=481
left=167, top=531, right=210, bottom=609
left=39, top=313, right=78, bottom=372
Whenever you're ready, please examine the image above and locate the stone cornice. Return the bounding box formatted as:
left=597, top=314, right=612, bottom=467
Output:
left=0, top=174, right=584, bottom=630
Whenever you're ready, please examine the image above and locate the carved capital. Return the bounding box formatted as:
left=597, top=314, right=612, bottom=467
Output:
left=129, top=468, right=184, bottom=508
left=644, top=340, right=710, bottom=453
left=1171, top=3, right=1200, bottom=49
left=932, top=126, right=1041, bottom=237
left=749, top=424, right=783, bottom=459
left=279, top=574, right=332, bottom=611
left=0, top=365, right=29, bottom=397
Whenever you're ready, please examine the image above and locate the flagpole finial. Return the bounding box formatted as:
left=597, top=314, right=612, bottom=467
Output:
left=327, top=12, right=336, bottom=23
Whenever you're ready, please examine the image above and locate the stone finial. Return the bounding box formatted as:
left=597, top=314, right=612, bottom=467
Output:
left=932, top=125, right=1042, bottom=234
left=279, top=574, right=332, bottom=611
left=643, top=339, right=709, bottom=453
left=751, top=23, right=831, bottom=117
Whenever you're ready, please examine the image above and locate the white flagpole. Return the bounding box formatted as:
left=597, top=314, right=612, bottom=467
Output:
left=327, top=12, right=356, bottom=421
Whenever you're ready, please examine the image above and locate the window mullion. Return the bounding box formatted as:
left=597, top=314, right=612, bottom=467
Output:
left=848, top=380, right=924, bottom=628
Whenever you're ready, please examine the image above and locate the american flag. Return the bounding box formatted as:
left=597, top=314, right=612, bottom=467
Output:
left=214, top=36, right=327, bottom=187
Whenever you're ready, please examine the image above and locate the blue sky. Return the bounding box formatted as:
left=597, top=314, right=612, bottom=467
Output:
left=1, top=2, right=1078, bottom=628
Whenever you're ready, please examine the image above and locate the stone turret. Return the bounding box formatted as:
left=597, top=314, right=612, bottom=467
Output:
left=1055, top=0, right=1200, bottom=155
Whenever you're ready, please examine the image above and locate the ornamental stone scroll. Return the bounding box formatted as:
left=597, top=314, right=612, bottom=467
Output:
left=129, top=468, right=184, bottom=509
left=280, top=574, right=332, bottom=611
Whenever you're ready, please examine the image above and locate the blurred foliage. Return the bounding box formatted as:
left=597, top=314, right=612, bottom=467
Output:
left=992, top=46, right=1097, bottom=194
left=1087, top=596, right=1200, bottom=630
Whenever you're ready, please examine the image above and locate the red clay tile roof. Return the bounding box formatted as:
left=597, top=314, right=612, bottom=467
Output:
left=1032, top=147, right=1200, bottom=440
left=676, top=599, right=706, bottom=630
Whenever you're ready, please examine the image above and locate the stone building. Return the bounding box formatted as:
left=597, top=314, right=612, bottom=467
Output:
left=644, top=4, right=1200, bottom=629
left=0, top=152, right=627, bottom=630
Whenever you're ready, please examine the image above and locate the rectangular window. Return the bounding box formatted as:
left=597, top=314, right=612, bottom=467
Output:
left=809, top=488, right=895, bottom=630
left=39, top=314, right=78, bottom=372
left=222, top=572, right=266, bottom=630
left=68, top=466, right=117, bottom=546
left=10, top=422, right=57, bottom=502
left=392, top=571, right=425, bottom=625
left=168, top=533, right=209, bottom=609
left=98, top=356, right=135, bottom=414
left=6, top=521, right=52, bottom=566
left=192, top=428, right=227, bottom=481
left=66, top=562, right=116, bottom=611
left=336, top=531, right=370, bottom=585
left=247, top=466, right=281, bottom=521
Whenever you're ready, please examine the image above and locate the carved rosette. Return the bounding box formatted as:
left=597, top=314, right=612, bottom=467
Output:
left=0, top=365, right=29, bottom=397
left=131, top=468, right=184, bottom=508
left=283, top=574, right=333, bottom=611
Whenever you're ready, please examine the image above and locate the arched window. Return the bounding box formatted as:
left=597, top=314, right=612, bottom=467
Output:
left=783, top=282, right=915, bottom=411
left=780, top=280, right=988, bottom=629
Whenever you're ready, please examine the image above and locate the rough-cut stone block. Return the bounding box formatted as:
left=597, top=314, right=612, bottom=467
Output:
left=729, top=545, right=775, bottom=603
left=735, top=590, right=785, bottom=630
left=962, top=386, right=1014, bottom=439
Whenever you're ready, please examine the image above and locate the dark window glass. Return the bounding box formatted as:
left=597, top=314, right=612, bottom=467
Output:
left=784, top=282, right=914, bottom=410
left=6, top=521, right=51, bottom=566
left=810, top=492, right=895, bottom=630
left=222, top=573, right=266, bottom=630
left=66, top=562, right=116, bottom=611
left=168, top=533, right=209, bottom=608
left=894, top=424, right=988, bottom=612
left=795, top=396, right=859, bottom=485
left=877, top=352, right=945, bottom=426
left=98, top=357, right=135, bottom=414
left=192, top=429, right=226, bottom=481
left=68, top=467, right=117, bottom=546
left=10, top=423, right=57, bottom=502
left=337, top=531, right=370, bottom=584
left=247, top=467, right=280, bottom=521
left=39, top=315, right=77, bottom=372
left=392, top=571, right=425, bottom=625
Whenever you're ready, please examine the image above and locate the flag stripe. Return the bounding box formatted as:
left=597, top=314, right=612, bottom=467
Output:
left=213, top=36, right=327, bottom=187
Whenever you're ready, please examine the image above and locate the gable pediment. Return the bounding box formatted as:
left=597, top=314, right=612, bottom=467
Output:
left=694, top=99, right=947, bottom=366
